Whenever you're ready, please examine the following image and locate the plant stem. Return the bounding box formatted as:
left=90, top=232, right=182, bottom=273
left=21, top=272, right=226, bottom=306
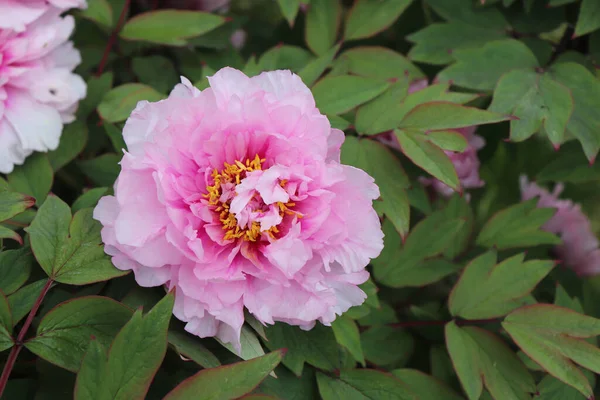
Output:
left=0, top=278, right=53, bottom=397
left=389, top=317, right=501, bottom=329
left=96, top=0, right=131, bottom=77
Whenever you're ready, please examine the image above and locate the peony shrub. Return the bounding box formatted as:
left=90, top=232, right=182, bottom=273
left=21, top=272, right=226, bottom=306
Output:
left=1, top=1, right=600, bottom=399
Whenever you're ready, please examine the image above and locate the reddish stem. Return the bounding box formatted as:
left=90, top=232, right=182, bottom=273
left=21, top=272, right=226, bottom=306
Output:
left=389, top=318, right=501, bottom=329
left=0, top=279, right=53, bottom=397
left=96, top=0, right=131, bottom=77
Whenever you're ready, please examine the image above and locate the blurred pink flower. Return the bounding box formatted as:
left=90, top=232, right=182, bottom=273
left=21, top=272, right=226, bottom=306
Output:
left=94, top=67, right=383, bottom=350
left=0, top=6, right=86, bottom=173
left=520, top=176, right=600, bottom=276
left=378, top=79, right=485, bottom=197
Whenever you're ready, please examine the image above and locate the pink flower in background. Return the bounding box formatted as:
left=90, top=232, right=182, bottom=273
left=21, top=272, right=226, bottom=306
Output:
left=0, top=5, right=87, bottom=174
left=0, top=0, right=86, bottom=32
left=378, top=79, right=485, bottom=197
left=94, top=67, right=383, bottom=350
left=520, top=176, right=600, bottom=276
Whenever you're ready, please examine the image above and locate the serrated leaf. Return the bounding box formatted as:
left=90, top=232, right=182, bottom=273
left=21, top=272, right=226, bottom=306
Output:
left=298, top=44, right=340, bottom=87
left=8, top=153, right=53, bottom=206
left=98, top=83, right=165, bottom=123
left=503, top=304, right=600, bottom=398
left=305, top=0, right=341, bottom=56
left=438, top=39, right=539, bottom=91
left=449, top=251, right=553, bottom=319
left=313, top=75, right=390, bottom=115
left=26, top=296, right=132, bottom=372
left=476, top=198, right=561, bottom=250
left=574, top=0, right=600, bottom=37
left=344, top=0, right=412, bottom=41
left=74, top=292, right=173, bottom=400
left=120, top=10, right=225, bottom=45
left=489, top=69, right=573, bottom=146
left=407, top=22, right=507, bottom=65
left=0, top=190, right=35, bottom=222
left=392, top=369, right=464, bottom=400
left=316, top=370, right=416, bottom=400
left=0, top=248, right=33, bottom=295
left=395, top=129, right=459, bottom=190
left=168, top=330, right=221, bottom=369
left=264, top=323, right=339, bottom=376
left=25, top=195, right=127, bottom=285
left=445, top=321, right=535, bottom=400
left=332, top=316, right=365, bottom=366
left=164, top=351, right=284, bottom=400
left=338, top=46, right=424, bottom=81
left=7, top=279, right=46, bottom=327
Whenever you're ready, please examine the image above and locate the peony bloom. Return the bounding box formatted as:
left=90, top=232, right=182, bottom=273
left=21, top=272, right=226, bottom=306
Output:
left=520, top=176, right=600, bottom=276
left=0, top=5, right=87, bottom=174
left=94, top=68, right=384, bottom=350
left=378, top=79, right=485, bottom=197
left=0, top=0, right=86, bottom=32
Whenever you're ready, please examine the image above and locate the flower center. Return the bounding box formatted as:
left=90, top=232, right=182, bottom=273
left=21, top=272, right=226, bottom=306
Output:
left=204, top=155, right=297, bottom=242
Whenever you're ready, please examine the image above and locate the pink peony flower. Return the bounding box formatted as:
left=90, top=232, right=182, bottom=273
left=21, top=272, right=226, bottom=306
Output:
left=378, top=79, right=485, bottom=197
left=0, top=6, right=86, bottom=174
left=520, top=176, right=600, bottom=276
left=93, top=67, right=384, bottom=350
left=0, top=0, right=86, bottom=32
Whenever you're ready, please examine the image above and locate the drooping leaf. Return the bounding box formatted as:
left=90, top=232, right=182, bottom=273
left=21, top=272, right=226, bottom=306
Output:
left=437, top=39, right=539, bottom=91
left=332, top=316, right=365, bottom=366
left=25, top=195, right=127, bottom=285
left=120, top=10, right=225, bottom=45
left=503, top=304, right=600, bottom=398
left=476, top=198, right=561, bottom=250
left=8, top=153, right=53, bottom=206
left=449, top=251, right=553, bottom=319
left=344, top=0, right=412, bottom=41
left=316, top=369, right=416, bottom=400
left=305, top=0, right=341, bottom=56
left=0, top=248, right=33, bottom=295
left=313, top=75, right=390, bottom=115
left=74, top=292, right=174, bottom=400
left=25, top=296, right=132, bottom=372
left=164, top=351, right=284, bottom=400
left=168, top=330, right=221, bottom=369
left=97, top=83, right=165, bottom=123
left=445, top=321, right=535, bottom=400
left=217, top=325, right=266, bottom=362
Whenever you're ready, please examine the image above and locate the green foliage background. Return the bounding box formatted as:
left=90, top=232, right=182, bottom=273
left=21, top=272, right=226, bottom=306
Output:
left=2, top=0, right=600, bottom=398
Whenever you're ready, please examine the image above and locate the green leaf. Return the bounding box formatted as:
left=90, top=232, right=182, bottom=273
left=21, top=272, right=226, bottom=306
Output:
left=361, top=326, right=414, bottom=367
left=8, top=153, right=53, bottom=206
left=120, top=10, right=225, bottom=45
left=77, top=72, right=113, bottom=119
left=98, top=83, right=166, bottom=123
left=298, top=44, right=341, bottom=87
left=339, top=46, right=424, bottom=81
left=537, top=374, right=592, bottom=400
left=164, top=351, right=284, bottom=400
left=131, top=55, right=179, bottom=94
left=0, top=226, right=21, bottom=244
left=264, top=323, right=339, bottom=376
left=0, top=291, right=13, bottom=352
left=74, top=292, right=174, bottom=400
left=489, top=69, right=573, bottom=146
left=0, top=248, right=33, bottom=295
left=259, top=365, right=318, bottom=399
left=104, top=123, right=127, bottom=154
left=26, top=296, right=132, bottom=372
left=399, top=102, right=513, bottom=131
left=316, top=370, right=416, bottom=400
left=48, top=122, right=88, bottom=171
left=407, top=22, right=507, bottom=65
left=79, top=0, right=113, bottom=28
left=218, top=325, right=266, bottom=362
left=0, top=190, right=35, bottom=222
left=332, top=316, right=364, bottom=366
left=25, top=195, right=127, bottom=285
left=449, top=251, right=553, bottom=319
left=445, top=321, right=535, bottom=400
left=438, top=39, right=539, bottom=91
left=277, top=0, right=301, bottom=26
left=548, top=62, right=600, bottom=162
left=391, top=369, right=463, bottom=400
left=313, top=75, right=390, bottom=115
left=503, top=304, right=600, bottom=398
left=395, top=129, right=459, bottom=190
left=424, top=0, right=508, bottom=29
left=258, top=45, right=314, bottom=72
left=344, top=0, right=412, bottom=41
left=79, top=154, right=121, bottom=187
left=8, top=279, right=47, bottom=326
left=574, top=0, right=600, bottom=37
left=536, top=144, right=600, bottom=183
left=476, top=198, right=561, bottom=250
left=168, top=330, right=221, bottom=369
left=72, top=188, right=109, bottom=213
left=341, top=137, right=409, bottom=236
left=305, top=0, right=341, bottom=56
left=426, top=130, right=468, bottom=152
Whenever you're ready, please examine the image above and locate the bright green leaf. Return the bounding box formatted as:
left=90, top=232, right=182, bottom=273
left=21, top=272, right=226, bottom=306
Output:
left=8, top=153, right=53, bottom=206
left=426, top=130, right=468, bottom=152
left=0, top=190, right=35, bottom=222
left=332, top=316, right=365, bottom=366
left=305, top=0, right=341, bottom=56
left=79, top=0, right=113, bottom=28
left=168, top=330, right=221, bottom=369
left=344, top=0, right=412, bottom=41
left=399, top=102, right=512, bottom=131
left=98, top=83, right=165, bottom=123
left=258, top=45, right=314, bottom=72
left=277, top=0, right=301, bottom=26
left=339, top=46, right=424, bottom=81
left=298, top=44, right=340, bottom=87
left=72, top=188, right=109, bottom=213
left=313, top=75, right=390, bottom=115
